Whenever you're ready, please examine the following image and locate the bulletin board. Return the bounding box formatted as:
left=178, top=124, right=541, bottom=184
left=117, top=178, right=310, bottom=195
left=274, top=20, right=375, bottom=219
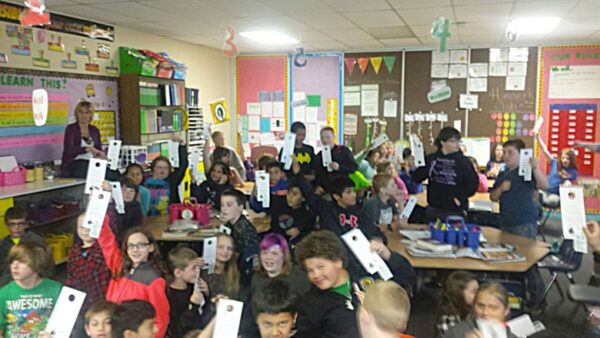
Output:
left=344, top=52, right=403, bottom=152
left=290, top=53, right=343, bottom=147
left=538, top=45, right=600, bottom=212
left=236, top=55, right=288, bottom=154
left=0, top=68, right=118, bottom=163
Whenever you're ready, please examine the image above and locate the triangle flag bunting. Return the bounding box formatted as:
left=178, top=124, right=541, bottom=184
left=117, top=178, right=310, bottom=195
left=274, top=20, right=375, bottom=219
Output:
left=370, top=57, right=383, bottom=74
left=383, top=56, right=396, bottom=73
left=357, top=58, right=370, bottom=74
left=345, top=57, right=357, bottom=76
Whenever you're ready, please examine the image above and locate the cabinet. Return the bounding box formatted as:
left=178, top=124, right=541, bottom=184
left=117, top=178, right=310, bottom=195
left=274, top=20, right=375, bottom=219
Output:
left=119, top=74, right=187, bottom=145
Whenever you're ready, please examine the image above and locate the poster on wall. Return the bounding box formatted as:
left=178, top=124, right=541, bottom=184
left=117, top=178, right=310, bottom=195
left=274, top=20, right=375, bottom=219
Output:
left=0, top=69, right=119, bottom=163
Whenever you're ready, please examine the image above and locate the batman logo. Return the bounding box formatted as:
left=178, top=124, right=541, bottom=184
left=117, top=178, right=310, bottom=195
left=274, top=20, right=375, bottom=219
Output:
left=296, top=152, right=311, bottom=164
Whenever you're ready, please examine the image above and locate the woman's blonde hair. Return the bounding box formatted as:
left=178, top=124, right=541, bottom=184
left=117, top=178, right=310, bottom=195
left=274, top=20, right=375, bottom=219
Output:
left=74, top=101, right=94, bottom=122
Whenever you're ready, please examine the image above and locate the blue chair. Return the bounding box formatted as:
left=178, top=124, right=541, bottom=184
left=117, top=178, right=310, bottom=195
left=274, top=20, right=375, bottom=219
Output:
left=534, top=239, right=583, bottom=310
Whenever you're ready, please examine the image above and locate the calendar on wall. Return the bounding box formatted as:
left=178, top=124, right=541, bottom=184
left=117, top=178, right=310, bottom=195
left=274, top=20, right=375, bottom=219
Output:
left=548, top=103, right=597, bottom=176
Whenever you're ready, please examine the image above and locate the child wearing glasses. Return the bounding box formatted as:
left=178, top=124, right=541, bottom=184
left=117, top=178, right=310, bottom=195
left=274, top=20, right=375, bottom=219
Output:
left=97, top=211, right=169, bottom=337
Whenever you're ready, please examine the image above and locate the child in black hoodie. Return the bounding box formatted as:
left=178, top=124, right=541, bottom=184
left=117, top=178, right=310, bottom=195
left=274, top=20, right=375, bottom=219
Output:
left=411, top=128, right=479, bottom=221
left=313, top=127, right=358, bottom=195
left=191, top=161, right=233, bottom=210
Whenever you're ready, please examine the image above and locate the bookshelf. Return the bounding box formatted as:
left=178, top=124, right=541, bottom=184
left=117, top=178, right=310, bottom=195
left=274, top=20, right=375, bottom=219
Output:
left=119, top=74, right=187, bottom=145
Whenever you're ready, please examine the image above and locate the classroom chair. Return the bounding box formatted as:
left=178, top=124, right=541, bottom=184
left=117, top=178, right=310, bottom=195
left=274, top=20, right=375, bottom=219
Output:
left=568, top=284, right=600, bottom=307
left=538, top=192, right=560, bottom=241
left=534, top=239, right=583, bottom=311
left=250, top=145, right=278, bottom=165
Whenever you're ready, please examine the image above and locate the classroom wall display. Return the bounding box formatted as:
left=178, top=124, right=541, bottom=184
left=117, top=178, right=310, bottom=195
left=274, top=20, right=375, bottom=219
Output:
left=0, top=68, right=119, bottom=163
left=290, top=53, right=343, bottom=148
left=236, top=55, right=288, bottom=156
left=344, top=52, right=402, bottom=152
left=538, top=45, right=600, bottom=213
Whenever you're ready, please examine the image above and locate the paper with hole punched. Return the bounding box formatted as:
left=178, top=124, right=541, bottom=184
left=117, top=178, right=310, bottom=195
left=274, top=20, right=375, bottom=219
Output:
left=341, top=229, right=393, bottom=280
left=255, top=170, right=270, bottom=208
left=212, top=299, right=244, bottom=338
left=189, top=147, right=202, bottom=182
left=518, top=148, right=532, bottom=181
left=106, top=140, right=121, bottom=170
left=507, top=314, right=546, bottom=337
left=560, top=186, right=587, bottom=243
left=281, top=133, right=296, bottom=170
left=109, top=181, right=125, bottom=214
left=203, top=236, right=217, bottom=274
left=168, top=140, right=180, bottom=167
left=409, top=134, right=426, bottom=167
left=322, top=145, right=333, bottom=172
left=476, top=319, right=507, bottom=338
left=84, top=188, right=111, bottom=238
left=84, top=158, right=107, bottom=194
left=370, top=134, right=389, bottom=150
left=401, top=196, right=418, bottom=220
left=45, top=286, right=86, bottom=338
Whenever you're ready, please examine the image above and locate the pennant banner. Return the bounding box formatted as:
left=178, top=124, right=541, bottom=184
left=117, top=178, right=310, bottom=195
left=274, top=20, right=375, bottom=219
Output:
left=383, top=56, right=396, bottom=73
left=357, top=58, right=369, bottom=74
left=345, top=57, right=357, bottom=76
left=370, top=57, right=382, bottom=74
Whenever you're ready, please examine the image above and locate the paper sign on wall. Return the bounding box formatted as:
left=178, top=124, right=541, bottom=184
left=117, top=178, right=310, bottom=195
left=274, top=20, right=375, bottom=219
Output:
left=383, top=99, right=397, bottom=117
left=32, top=88, right=48, bottom=126
left=343, top=114, right=358, bottom=136
left=459, top=94, right=478, bottom=110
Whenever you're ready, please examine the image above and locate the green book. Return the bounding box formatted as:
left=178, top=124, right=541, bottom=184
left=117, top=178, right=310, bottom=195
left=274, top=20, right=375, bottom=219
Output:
left=140, top=109, right=147, bottom=134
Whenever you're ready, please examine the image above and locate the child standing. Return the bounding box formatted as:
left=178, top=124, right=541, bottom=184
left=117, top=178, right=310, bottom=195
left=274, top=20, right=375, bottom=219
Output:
left=191, top=161, right=233, bottom=210
left=125, top=163, right=151, bottom=216
left=98, top=217, right=169, bottom=338
left=362, top=174, right=405, bottom=229
left=313, top=127, right=358, bottom=195
left=250, top=161, right=288, bottom=214
left=113, top=177, right=144, bottom=244
left=220, top=189, right=260, bottom=287
left=536, top=133, right=579, bottom=205
left=0, top=242, right=62, bottom=337
left=486, top=143, right=505, bottom=178
left=279, top=121, right=315, bottom=181
left=144, top=138, right=188, bottom=216
left=207, top=147, right=245, bottom=186
left=436, top=271, right=479, bottom=335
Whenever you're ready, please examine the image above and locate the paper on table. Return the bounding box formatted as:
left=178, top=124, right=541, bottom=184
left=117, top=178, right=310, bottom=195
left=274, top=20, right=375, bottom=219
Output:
left=106, top=140, right=121, bottom=170
left=203, top=236, right=217, bottom=274
left=469, top=63, right=488, bottom=77
left=450, top=50, right=468, bottom=64
left=247, top=102, right=261, bottom=115
left=341, top=229, right=393, bottom=280
left=400, top=196, right=418, bottom=219
left=261, top=101, right=273, bottom=117
left=431, top=50, right=449, bottom=64
left=45, top=286, right=86, bottom=338
left=260, top=133, right=275, bottom=145
left=431, top=64, right=449, bottom=78
left=83, top=188, right=111, bottom=238
left=448, top=64, right=467, bottom=79
left=281, top=133, right=296, bottom=170
left=213, top=299, right=244, bottom=338
left=248, top=115, right=260, bottom=131
left=468, top=78, right=487, bottom=92
left=293, top=105, right=306, bottom=122
left=489, top=63, right=508, bottom=76
left=307, top=107, right=319, bottom=123
left=560, top=186, right=587, bottom=241
left=506, top=76, right=526, bottom=91
left=518, top=148, right=532, bottom=181
left=85, top=158, right=107, bottom=194
left=273, top=101, right=285, bottom=118
left=508, top=62, right=527, bottom=76
left=399, top=229, right=431, bottom=241
left=109, top=181, right=125, bottom=214
left=383, top=99, right=397, bottom=117
left=249, top=132, right=260, bottom=144
left=409, top=134, right=425, bottom=167
left=322, top=145, right=332, bottom=172
left=168, top=140, right=179, bottom=168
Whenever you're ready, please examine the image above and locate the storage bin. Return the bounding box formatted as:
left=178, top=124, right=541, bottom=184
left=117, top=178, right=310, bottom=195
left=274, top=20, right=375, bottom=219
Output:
left=0, top=166, right=26, bottom=186
left=119, top=47, right=158, bottom=76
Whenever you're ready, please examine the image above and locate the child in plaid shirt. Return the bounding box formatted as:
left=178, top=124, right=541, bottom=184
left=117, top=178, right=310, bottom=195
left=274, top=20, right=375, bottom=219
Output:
left=66, top=214, right=112, bottom=338
left=436, top=271, right=479, bottom=335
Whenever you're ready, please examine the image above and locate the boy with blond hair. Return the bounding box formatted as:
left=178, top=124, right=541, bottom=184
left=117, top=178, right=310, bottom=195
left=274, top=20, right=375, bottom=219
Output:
left=358, top=280, right=413, bottom=338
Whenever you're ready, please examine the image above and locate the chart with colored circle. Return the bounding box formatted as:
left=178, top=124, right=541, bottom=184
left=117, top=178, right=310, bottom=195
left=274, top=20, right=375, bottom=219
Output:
left=489, top=111, right=536, bottom=144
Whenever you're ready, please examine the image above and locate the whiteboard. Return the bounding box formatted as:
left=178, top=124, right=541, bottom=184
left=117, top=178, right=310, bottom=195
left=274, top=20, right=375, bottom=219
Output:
left=549, top=65, right=600, bottom=99
left=462, top=137, right=491, bottom=168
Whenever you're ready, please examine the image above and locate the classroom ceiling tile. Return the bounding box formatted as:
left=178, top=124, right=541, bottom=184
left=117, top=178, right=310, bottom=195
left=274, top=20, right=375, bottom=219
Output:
left=257, top=0, right=336, bottom=15
left=142, top=0, right=231, bottom=20
left=69, top=0, right=129, bottom=3
left=243, top=16, right=309, bottom=32
left=92, top=2, right=183, bottom=22
left=325, top=28, right=373, bottom=41
left=510, top=0, right=577, bottom=18
left=307, top=40, right=350, bottom=51
left=45, top=0, right=78, bottom=5
left=417, top=35, right=459, bottom=47
left=51, top=4, right=141, bottom=24
left=324, top=0, right=392, bottom=13
left=459, top=34, right=504, bottom=44
left=457, top=22, right=507, bottom=36
left=452, top=0, right=513, bottom=4
left=409, top=23, right=458, bottom=37
left=170, top=34, right=222, bottom=46
left=544, top=30, right=595, bottom=41
left=345, top=11, right=404, bottom=28
left=388, top=0, right=451, bottom=9
left=298, top=30, right=335, bottom=43
left=118, top=21, right=187, bottom=37
left=197, top=0, right=282, bottom=18
left=567, top=0, right=600, bottom=19
left=366, top=26, right=414, bottom=39
left=553, top=18, right=600, bottom=33
left=454, top=3, right=513, bottom=23
left=380, top=38, right=422, bottom=47
left=397, top=6, right=455, bottom=26
left=343, top=40, right=385, bottom=48
left=297, top=13, right=358, bottom=29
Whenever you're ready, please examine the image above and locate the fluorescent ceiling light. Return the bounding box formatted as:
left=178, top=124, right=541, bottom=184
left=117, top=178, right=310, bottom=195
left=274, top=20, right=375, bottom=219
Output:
left=239, top=30, right=299, bottom=45
left=510, top=17, right=561, bottom=35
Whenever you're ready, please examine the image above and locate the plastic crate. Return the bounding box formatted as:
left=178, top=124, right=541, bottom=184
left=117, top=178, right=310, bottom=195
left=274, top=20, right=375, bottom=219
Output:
left=120, top=145, right=148, bottom=168
left=119, top=47, right=158, bottom=76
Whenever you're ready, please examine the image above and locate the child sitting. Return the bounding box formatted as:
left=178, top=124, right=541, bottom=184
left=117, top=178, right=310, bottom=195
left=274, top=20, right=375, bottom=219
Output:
left=358, top=280, right=413, bottom=338
left=436, top=271, right=479, bottom=335
left=536, top=133, right=579, bottom=205
left=84, top=301, right=116, bottom=338
left=220, top=189, right=260, bottom=287
left=66, top=214, right=112, bottom=338
left=376, top=161, right=408, bottom=204
left=253, top=279, right=300, bottom=338
left=205, top=130, right=246, bottom=179
left=144, top=138, right=188, bottom=215
left=469, top=157, right=489, bottom=192
left=250, top=161, right=288, bottom=214
left=399, top=148, right=424, bottom=194
left=0, top=242, right=62, bottom=337
left=355, top=148, right=381, bottom=182
left=270, top=176, right=316, bottom=246
left=0, top=206, right=44, bottom=287
left=313, top=127, right=358, bottom=195
left=191, top=161, right=233, bottom=210
left=208, top=147, right=245, bottom=186
left=363, top=174, right=405, bottom=229
left=125, top=163, right=151, bottom=215
left=111, top=300, right=158, bottom=338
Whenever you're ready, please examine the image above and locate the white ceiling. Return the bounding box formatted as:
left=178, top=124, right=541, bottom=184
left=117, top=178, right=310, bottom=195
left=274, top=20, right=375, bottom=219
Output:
left=18, top=0, right=600, bottom=52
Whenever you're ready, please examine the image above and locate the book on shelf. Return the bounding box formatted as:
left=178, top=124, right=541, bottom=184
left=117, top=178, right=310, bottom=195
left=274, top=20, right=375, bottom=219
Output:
left=140, top=109, right=183, bottom=134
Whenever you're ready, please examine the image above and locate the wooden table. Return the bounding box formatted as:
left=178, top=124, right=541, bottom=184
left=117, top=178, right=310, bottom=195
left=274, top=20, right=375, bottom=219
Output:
left=146, top=210, right=270, bottom=241
left=239, top=181, right=254, bottom=195
left=385, top=225, right=550, bottom=272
